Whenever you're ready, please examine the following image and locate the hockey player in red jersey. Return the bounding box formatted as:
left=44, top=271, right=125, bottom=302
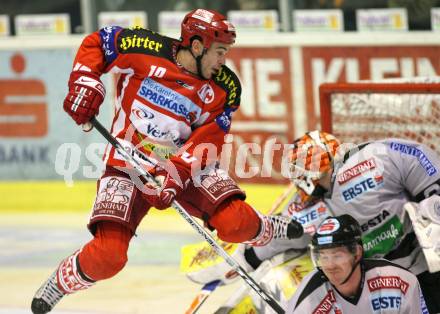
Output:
left=31, top=9, right=302, bottom=314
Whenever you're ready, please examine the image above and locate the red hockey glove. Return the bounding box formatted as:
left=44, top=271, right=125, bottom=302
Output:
left=63, top=71, right=105, bottom=125
left=143, top=162, right=191, bottom=210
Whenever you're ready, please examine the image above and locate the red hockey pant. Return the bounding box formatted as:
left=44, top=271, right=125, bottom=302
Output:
left=78, top=198, right=260, bottom=281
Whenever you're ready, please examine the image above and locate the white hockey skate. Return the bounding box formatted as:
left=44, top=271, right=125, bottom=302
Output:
left=247, top=215, right=304, bottom=247
left=31, top=271, right=65, bottom=314
left=269, top=215, right=304, bottom=240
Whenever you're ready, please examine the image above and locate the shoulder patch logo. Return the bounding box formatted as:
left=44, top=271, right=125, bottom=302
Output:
left=197, top=83, right=215, bottom=104
left=100, top=26, right=121, bottom=63
left=389, top=142, right=437, bottom=176
left=215, top=66, right=240, bottom=106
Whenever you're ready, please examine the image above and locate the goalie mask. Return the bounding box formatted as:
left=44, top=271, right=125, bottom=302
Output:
left=288, top=130, right=340, bottom=204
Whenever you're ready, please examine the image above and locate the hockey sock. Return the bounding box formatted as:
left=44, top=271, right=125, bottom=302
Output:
left=57, top=250, right=95, bottom=294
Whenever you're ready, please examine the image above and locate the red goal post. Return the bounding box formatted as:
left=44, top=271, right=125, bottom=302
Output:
left=319, top=78, right=440, bottom=154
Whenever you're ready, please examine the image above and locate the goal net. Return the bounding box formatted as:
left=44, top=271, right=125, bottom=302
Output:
left=319, top=77, right=440, bottom=154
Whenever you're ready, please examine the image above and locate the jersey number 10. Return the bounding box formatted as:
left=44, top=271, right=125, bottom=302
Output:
left=148, top=65, right=166, bottom=78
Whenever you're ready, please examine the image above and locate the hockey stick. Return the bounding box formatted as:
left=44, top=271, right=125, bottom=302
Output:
left=214, top=250, right=304, bottom=314
left=89, top=117, right=285, bottom=314
left=267, top=182, right=296, bottom=215
left=184, top=280, right=222, bottom=314
left=214, top=260, right=274, bottom=314
left=183, top=183, right=296, bottom=314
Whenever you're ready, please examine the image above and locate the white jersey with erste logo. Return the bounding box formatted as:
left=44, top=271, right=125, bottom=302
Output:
left=250, top=139, right=440, bottom=313
left=325, top=139, right=440, bottom=275
left=262, top=139, right=440, bottom=275
left=253, top=139, right=440, bottom=272
left=286, top=259, right=429, bottom=314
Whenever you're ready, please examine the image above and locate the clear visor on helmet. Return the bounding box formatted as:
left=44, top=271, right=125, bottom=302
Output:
left=310, top=243, right=358, bottom=268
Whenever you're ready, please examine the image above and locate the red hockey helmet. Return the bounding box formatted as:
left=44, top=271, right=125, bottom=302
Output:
left=181, top=9, right=236, bottom=49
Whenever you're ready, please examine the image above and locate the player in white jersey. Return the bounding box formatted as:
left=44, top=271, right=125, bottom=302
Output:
left=282, top=130, right=440, bottom=313
left=238, top=131, right=440, bottom=313
left=287, top=214, right=429, bottom=314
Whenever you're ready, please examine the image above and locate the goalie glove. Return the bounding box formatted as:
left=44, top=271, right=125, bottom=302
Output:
left=418, top=194, right=440, bottom=225
left=404, top=194, right=440, bottom=272
left=63, top=71, right=105, bottom=126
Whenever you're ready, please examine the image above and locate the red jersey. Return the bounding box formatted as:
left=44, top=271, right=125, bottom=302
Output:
left=71, top=26, right=241, bottom=175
